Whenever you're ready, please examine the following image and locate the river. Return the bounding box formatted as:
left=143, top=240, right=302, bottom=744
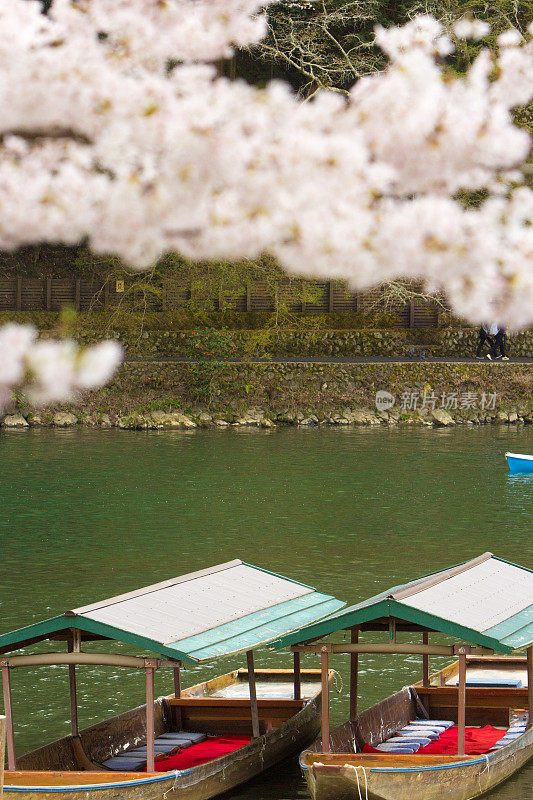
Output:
left=1, top=425, right=532, bottom=797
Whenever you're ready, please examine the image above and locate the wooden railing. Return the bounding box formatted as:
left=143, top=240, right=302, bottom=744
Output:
left=0, top=276, right=443, bottom=328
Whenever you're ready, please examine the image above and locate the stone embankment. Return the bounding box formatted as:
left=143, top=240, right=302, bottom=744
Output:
left=1, top=406, right=530, bottom=430
left=70, top=327, right=533, bottom=359
left=2, top=360, right=532, bottom=430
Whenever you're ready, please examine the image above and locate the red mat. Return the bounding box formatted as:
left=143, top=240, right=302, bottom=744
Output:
left=149, top=736, right=252, bottom=771
left=363, top=726, right=503, bottom=756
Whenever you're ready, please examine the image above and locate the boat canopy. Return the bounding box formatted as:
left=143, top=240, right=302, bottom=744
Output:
left=271, top=553, right=533, bottom=654
left=0, top=560, right=345, bottom=663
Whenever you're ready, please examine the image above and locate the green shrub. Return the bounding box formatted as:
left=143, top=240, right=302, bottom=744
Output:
left=182, top=329, right=237, bottom=402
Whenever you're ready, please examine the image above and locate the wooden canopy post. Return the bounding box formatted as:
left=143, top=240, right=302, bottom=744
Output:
left=173, top=666, right=181, bottom=699
left=349, top=627, right=359, bottom=723
left=145, top=663, right=155, bottom=772
left=1, top=665, right=15, bottom=770
left=0, top=714, right=6, bottom=799
left=246, top=651, right=260, bottom=739
left=422, top=632, right=430, bottom=686
left=321, top=649, right=330, bottom=753
left=457, top=651, right=467, bottom=756
left=293, top=651, right=301, bottom=701
left=527, top=645, right=533, bottom=728
left=67, top=632, right=79, bottom=737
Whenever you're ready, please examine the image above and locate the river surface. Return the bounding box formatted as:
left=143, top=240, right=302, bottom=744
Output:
left=1, top=426, right=532, bottom=797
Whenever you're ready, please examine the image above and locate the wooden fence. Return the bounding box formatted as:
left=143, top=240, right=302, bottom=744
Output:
left=0, top=276, right=443, bottom=328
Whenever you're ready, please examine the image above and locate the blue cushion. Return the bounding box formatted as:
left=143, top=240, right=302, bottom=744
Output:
left=412, top=719, right=454, bottom=729
left=129, top=743, right=180, bottom=754
left=397, top=730, right=437, bottom=740
left=393, top=738, right=431, bottom=747
left=403, top=724, right=445, bottom=732
left=376, top=743, right=419, bottom=753
left=158, top=732, right=207, bottom=744
left=103, top=756, right=146, bottom=771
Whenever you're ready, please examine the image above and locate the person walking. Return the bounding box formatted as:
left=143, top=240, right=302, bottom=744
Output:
left=476, top=324, right=493, bottom=359
left=490, top=326, right=509, bottom=360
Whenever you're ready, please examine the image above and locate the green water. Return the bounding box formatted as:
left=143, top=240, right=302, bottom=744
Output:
left=1, top=426, right=532, bottom=798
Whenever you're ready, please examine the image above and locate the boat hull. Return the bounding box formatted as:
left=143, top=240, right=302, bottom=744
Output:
left=506, top=453, right=533, bottom=473
left=303, top=731, right=533, bottom=800
left=301, top=656, right=533, bottom=800
left=5, top=669, right=325, bottom=800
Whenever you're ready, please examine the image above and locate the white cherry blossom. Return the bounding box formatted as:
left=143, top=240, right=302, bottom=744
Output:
left=0, top=3, right=532, bottom=407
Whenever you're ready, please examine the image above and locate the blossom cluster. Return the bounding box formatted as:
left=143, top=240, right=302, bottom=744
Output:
left=0, top=324, right=122, bottom=411
left=0, top=3, right=532, bottom=406
left=1, top=4, right=531, bottom=325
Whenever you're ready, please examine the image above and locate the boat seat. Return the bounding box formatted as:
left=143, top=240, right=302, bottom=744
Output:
left=376, top=743, right=419, bottom=754
left=387, top=736, right=431, bottom=750
left=128, top=743, right=181, bottom=755
left=489, top=718, right=528, bottom=751
left=455, top=677, right=523, bottom=688
left=397, top=728, right=439, bottom=740
left=157, top=732, right=207, bottom=744
left=409, top=719, right=454, bottom=729
left=102, top=756, right=147, bottom=771
left=375, top=718, right=457, bottom=754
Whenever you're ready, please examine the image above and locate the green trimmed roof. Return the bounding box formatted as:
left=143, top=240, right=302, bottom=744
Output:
left=271, top=553, right=533, bottom=655
left=0, top=560, right=345, bottom=664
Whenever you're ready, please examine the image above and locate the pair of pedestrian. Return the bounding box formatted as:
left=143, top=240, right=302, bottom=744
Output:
left=476, top=323, right=508, bottom=360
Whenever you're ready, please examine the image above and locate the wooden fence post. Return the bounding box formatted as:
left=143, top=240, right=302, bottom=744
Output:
left=328, top=281, right=334, bottom=313
left=0, top=714, right=5, bottom=800
left=246, top=282, right=252, bottom=313
left=15, top=278, right=22, bottom=312
left=74, top=279, right=81, bottom=312
left=409, top=299, right=415, bottom=329
left=45, top=277, right=52, bottom=311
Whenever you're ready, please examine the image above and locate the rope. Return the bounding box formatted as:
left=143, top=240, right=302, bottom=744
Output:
left=344, top=764, right=368, bottom=800
left=162, top=770, right=179, bottom=799
left=332, top=669, right=344, bottom=695
left=478, top=754, right=491, bottom=793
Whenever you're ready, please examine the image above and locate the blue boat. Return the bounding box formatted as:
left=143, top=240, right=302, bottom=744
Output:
left=506, top=452, right=533, bottom=473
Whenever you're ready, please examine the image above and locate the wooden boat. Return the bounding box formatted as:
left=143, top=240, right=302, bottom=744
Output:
left=0, top=560, right=345, bottom=800
left=271, top=552, right=533, bottom=800
left=4, top=667, right=331, bottom=800
left=301, top=655, right=533, bottom=800
left=506, top=452, right=533, bottom=473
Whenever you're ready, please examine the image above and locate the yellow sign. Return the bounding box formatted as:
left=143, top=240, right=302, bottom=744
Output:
left=115, top=280, right=124, bottom=293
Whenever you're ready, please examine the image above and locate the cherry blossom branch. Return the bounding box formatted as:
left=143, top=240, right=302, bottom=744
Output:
left=0, top=3, right=532, bottom=407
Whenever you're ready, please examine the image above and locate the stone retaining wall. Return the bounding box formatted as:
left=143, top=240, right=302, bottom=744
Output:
left=72, top=328, right=533, bottom=358
left=3, top=361, right=532, bottom=429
